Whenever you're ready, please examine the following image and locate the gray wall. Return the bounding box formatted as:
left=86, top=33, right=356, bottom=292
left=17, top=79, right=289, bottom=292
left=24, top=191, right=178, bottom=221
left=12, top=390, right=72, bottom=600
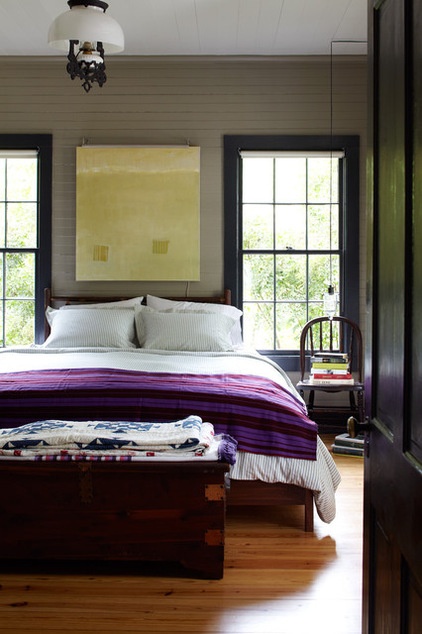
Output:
left=0, top=55, right=367, bottom=316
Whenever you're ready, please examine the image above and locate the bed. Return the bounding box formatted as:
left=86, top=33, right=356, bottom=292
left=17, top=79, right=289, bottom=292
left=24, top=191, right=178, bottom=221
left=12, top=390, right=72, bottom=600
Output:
left=0, top=289, right=340, bottom=577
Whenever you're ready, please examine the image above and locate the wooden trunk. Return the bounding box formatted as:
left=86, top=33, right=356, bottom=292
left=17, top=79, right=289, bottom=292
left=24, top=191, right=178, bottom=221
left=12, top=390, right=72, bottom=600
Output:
left=0, top=460, right=229, bottom=579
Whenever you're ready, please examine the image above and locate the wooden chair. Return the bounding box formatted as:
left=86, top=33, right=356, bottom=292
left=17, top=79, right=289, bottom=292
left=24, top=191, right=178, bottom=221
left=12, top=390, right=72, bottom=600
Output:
left=296, top=315, right=365, bottom=423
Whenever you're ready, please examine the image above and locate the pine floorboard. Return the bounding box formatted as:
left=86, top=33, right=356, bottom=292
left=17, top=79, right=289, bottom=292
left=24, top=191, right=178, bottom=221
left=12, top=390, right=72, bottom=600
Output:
left=0, top=435, right=363, bottom=634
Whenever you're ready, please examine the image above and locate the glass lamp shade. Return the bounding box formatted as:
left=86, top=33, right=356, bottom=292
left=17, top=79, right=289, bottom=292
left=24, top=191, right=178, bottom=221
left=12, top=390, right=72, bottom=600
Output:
left=323, top=285, right=339, bottom=319
left=48, top=3, right=124, bottom=53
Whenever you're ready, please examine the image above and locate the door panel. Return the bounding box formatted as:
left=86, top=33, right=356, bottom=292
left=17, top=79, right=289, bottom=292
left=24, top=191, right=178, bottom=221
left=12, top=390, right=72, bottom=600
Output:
left=411, top=0, right=422, bottom=465
left=373, top=517, right=400, bottom=633
left=408, top=575, right=422, bottom=634
left=375, top=0, right=405, bottom=435
left=365, top=0, right=422, bottom=631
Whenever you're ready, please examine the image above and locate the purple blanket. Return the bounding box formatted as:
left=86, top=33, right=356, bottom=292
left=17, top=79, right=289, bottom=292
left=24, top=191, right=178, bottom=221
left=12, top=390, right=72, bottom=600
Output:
left=0, top=368, right=317, bottom=460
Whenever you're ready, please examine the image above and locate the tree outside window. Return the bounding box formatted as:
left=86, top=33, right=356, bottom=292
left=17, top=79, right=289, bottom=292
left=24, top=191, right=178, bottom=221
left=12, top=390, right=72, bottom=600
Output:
left=241, top=154, right=340, bottom=351
left=224, top=135, right=360, bottom=371
left=0, top=135, right=52, bottom=347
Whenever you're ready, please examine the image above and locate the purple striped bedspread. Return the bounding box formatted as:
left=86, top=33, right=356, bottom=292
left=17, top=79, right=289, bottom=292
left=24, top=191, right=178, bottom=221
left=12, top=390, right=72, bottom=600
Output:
left=0, top=368, right=317, bottom=460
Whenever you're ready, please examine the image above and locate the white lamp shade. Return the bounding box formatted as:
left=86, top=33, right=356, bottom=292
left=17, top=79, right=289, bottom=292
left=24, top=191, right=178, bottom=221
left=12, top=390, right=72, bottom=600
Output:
left=48, top=5, right=124, bottom=53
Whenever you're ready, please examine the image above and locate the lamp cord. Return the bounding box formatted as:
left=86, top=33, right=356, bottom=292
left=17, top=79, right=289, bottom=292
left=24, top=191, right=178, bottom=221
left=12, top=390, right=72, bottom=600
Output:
left=329, top=39, right=367, bottom=293
left=329, top=40, right=334, bottom=290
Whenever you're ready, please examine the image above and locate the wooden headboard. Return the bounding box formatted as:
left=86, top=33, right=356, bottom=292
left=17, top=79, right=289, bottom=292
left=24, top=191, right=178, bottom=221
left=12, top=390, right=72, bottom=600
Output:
left=44, top=288, right=232, bottom=340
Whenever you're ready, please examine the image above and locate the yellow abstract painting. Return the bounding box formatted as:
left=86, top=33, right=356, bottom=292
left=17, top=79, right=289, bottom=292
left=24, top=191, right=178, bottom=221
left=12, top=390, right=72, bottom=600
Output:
left=76, top=146, right=200, bottom=280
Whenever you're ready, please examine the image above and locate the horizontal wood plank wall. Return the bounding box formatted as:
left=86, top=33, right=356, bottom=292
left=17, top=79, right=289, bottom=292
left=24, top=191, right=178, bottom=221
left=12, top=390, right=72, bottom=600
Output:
left=0, top=56, right=367, bottom=319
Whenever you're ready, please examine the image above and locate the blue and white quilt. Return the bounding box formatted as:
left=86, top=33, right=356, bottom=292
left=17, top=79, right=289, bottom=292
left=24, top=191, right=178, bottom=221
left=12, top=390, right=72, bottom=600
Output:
left=0, top=416, right=237, bottom=463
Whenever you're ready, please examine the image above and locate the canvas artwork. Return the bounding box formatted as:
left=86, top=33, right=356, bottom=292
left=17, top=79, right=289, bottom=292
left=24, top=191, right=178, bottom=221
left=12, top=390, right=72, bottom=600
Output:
left=76, top=146, right=200, bottom=281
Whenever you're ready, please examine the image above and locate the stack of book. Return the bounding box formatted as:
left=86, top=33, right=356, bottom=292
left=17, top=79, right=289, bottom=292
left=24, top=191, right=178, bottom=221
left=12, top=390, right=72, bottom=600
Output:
left=332, top=432, right=364, bottom=456
left=308, top=351, right=354, bottom=385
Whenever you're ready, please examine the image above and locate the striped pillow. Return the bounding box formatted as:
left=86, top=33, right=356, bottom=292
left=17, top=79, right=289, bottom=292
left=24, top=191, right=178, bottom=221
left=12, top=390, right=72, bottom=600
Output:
left=135, top=307, right=235, bottom=351
left=146, top=295, right=243, bottom=345
left=43, top=308, right=137, bottom=348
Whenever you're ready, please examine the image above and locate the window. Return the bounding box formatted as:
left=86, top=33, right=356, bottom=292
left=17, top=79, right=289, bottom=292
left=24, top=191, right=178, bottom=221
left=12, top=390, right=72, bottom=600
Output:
left=224, top=135, right=360, bottom=370
left=0, top=135, right=52, bottom=347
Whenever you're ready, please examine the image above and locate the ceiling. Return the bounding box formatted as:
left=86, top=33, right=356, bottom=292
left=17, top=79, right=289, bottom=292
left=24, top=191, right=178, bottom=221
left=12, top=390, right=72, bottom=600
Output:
left=0, top=0, right=367, bottom=58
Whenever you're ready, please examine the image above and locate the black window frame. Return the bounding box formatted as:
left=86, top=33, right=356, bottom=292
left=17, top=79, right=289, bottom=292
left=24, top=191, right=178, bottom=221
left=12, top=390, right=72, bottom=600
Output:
left=224, top=134, right=360, bottom=371
left=0, top=134, right=52, bottom=346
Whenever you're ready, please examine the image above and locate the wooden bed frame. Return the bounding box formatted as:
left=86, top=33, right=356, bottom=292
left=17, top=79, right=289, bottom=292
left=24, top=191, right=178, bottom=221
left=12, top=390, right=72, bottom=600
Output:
left=0, top=289, right=314, bottom=578
left=43, top=288, right=314, bottom=533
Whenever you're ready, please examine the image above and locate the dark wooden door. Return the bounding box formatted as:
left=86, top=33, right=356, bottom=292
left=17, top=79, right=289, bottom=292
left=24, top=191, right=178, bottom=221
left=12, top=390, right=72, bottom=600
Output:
left=365, top=0, right=422, bottom=631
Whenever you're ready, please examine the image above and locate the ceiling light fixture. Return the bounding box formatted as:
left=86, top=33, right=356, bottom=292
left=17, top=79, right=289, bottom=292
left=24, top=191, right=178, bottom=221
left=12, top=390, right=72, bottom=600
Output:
left=48, top=0, right=124, bottom=93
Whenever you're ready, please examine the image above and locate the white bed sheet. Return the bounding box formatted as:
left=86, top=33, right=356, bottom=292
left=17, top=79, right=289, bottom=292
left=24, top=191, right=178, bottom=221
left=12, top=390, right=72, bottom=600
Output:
left=0, top=346, right=298, bottom=391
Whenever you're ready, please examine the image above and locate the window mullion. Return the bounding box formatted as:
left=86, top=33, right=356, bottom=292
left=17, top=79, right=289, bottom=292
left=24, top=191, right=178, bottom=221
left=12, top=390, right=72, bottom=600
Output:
left=305, top=158, right=310, bottom=322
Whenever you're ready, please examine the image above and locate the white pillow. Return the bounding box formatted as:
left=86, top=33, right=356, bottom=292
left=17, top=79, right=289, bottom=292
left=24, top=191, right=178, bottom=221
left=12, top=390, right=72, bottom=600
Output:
left=59, top=296, right=144, bottom=310
left=135, top=306, right=235, bottom=352
left=146, top=295, right=243, bottom=345
left=43, top=308, right=137, bottom=348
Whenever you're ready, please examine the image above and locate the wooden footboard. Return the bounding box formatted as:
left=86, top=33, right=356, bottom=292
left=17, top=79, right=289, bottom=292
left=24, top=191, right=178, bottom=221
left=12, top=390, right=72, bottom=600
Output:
left=0, top=460, right=230, bottom=579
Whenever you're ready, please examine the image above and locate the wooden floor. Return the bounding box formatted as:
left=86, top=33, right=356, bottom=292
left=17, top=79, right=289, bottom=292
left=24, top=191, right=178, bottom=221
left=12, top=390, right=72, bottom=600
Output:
left=0, top=436, right=363, bottom=634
